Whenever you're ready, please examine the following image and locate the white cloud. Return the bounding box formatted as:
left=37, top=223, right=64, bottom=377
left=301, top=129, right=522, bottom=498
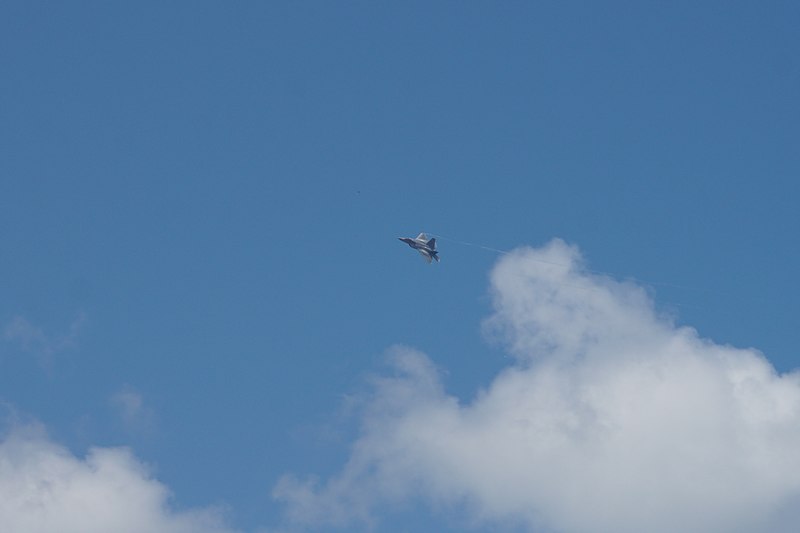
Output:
left=274, top=239, right=800, bottom=533
left=110, top=386, right=156, bottom=435
left=3, top=313, right=86, bottom=370
left=0, top=423, right=240, bottom=533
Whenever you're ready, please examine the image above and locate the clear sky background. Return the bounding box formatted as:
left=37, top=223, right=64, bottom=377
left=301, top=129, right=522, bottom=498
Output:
left=2, top=2, right=799, bottom=532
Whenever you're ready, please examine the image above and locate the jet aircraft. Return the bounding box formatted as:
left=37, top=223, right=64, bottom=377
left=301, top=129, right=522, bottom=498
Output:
left=399, top=233, right=440, bottom=263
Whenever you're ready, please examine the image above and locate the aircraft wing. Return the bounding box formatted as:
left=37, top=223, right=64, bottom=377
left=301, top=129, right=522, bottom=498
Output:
left=415, top=233, right=428, bottom=241
left=417, top=250, right=433, bottom=263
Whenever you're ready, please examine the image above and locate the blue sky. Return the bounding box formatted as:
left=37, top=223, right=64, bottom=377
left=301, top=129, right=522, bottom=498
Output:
left=2, top=2, right=799, bottom=532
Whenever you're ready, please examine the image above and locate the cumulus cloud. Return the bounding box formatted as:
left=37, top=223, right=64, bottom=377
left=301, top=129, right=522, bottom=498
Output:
left=0, top=423, right=240, bottom=533
left=274, top=239, right=800, bottom=532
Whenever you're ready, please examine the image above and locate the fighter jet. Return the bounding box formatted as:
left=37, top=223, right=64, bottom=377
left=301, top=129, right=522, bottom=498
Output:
left=399, top=233, right=440, bottom=263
